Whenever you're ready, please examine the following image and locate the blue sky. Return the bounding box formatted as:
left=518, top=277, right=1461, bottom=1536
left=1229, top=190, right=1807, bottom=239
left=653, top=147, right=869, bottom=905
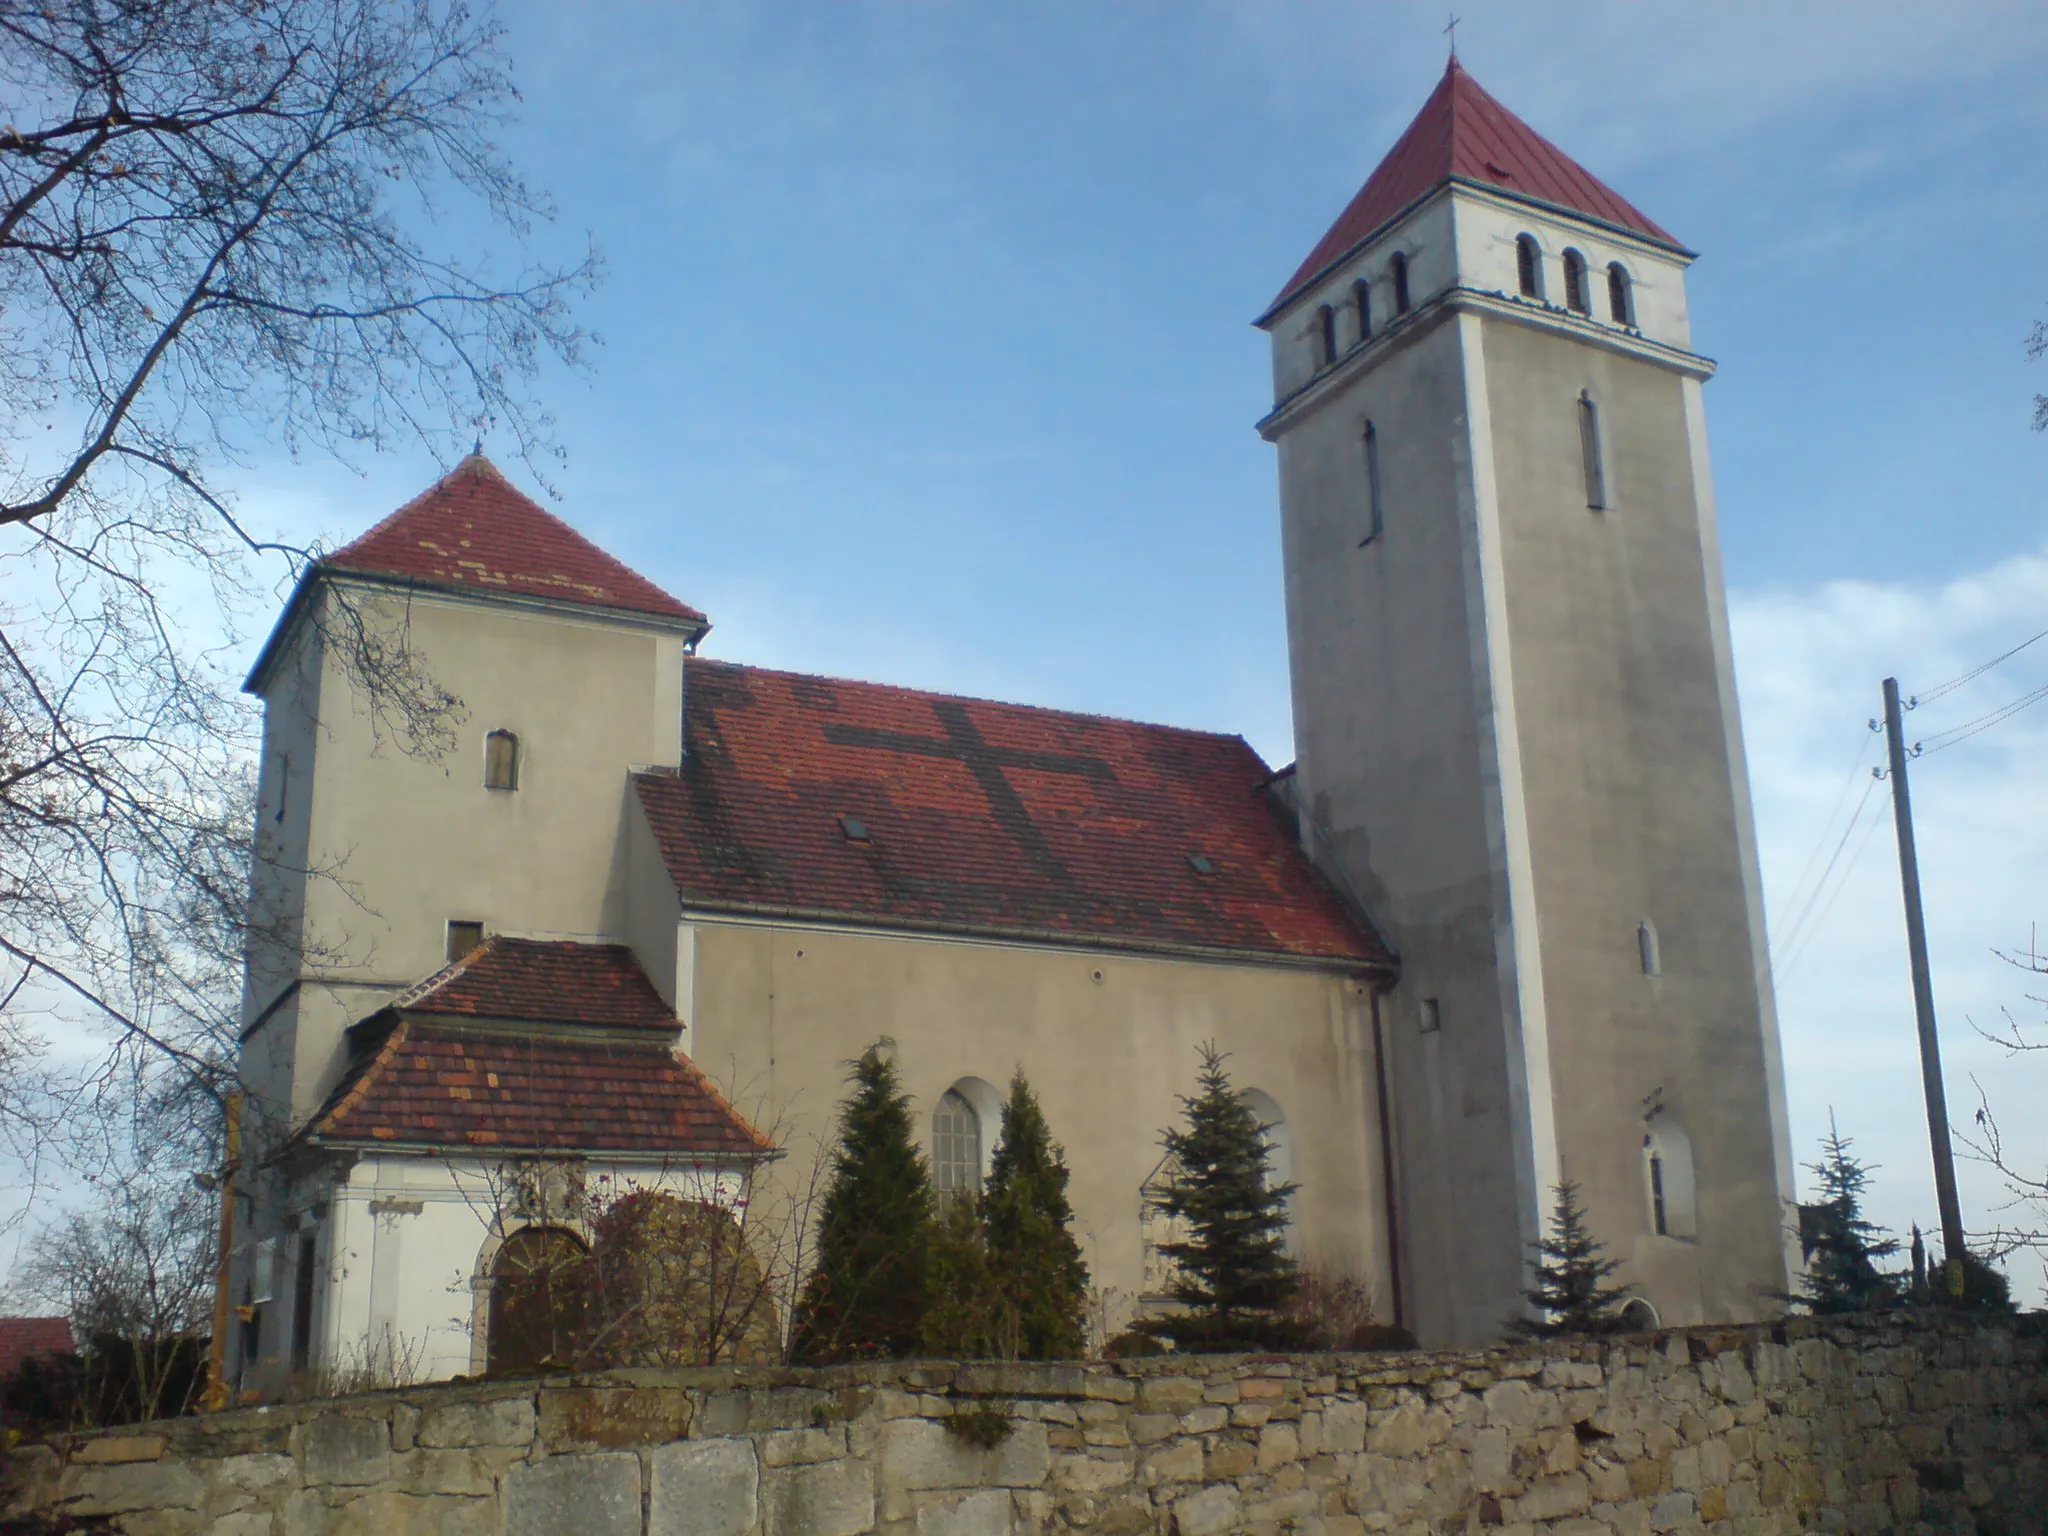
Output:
left=238, top=2, right=2048, bottom=1296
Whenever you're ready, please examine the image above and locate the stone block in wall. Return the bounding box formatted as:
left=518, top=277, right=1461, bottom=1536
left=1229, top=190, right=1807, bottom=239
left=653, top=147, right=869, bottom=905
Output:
left=1257, top=1421, right=1300, bottom=1471
left=59, top=1459, right=205, bottom=1516
left=72, top=1433, right=167, bottom=1464
left=763, top=1427, right=851, bottom=1467
left=648, top=1436, right=759, bottom=1536
left=541, top=1385, right=695, bottom=1450
left=1138, top=1440, right=1201, bottom=1487
left=910, top=1488, right=1011, bottom=1536
left=1125, top=1413, right=1176, bottom=1445
left=417, top=1396, right=535, bottom=1449
left=291, top=1415, right=391, bottom=1487
left=1467, top=1426, right=1509, bottom=1493
left=1320, top=1400, right=1366, bottom=1455
left=1482, top=1378, right=1536, bottom=1432
left=952, top=1364, right=1131, bottom=1402
left=283, top=1486, right=497, bottom=1536
left=879, top=1418, right=1049, bottom=1495
left=764, top=1456, right=875, bottom=1536
left=1345, top=1454, right=1424, bottom=1520
left=504, top=1451, right=642, bottom=1536
left=1047, top=1453, right=1130, bottom=1495
left=1132, top=1376, right=1202, bottom=1414
left=202, top=1451, right=296, bottom=1509
left=1507, top=1472, right=1590, bottom=1523
left=1171, top=1484, right=1239, bottom=1536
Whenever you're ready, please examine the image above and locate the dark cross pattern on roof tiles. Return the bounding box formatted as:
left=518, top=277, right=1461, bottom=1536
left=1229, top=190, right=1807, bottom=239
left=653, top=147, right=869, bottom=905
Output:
left=822, top=699, right=1116, bottom=888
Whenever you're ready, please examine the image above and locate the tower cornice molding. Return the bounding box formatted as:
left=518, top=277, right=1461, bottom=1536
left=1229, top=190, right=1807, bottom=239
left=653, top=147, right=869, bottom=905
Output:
left=1255, top=285, right=1716, bottom=442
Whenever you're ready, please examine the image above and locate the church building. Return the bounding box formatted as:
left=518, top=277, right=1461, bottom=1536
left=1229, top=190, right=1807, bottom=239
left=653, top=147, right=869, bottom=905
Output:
left=230, top=60, right=1795, bottom=1391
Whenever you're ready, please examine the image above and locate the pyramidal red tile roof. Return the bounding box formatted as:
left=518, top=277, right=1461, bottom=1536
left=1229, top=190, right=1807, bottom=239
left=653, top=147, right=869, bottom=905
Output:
left=324, top=454, right=705, bottom=625
left=1270, top=58, right=1682, bottom=316
left=634, top=659, right=1389, bottom=968
left=304, top=938, right=772, bottom=1157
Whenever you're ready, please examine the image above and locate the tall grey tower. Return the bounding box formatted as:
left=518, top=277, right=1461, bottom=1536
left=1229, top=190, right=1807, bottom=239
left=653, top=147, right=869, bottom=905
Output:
left=1259, top=60, right=1796, bottom=1346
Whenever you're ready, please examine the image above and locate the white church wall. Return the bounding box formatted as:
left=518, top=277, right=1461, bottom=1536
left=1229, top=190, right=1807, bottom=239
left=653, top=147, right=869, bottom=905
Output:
left=682, top=914, right=1392, bottom=1340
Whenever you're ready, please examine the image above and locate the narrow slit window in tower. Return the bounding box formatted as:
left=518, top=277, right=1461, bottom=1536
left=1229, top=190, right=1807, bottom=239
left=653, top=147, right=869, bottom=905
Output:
left=1579, top=391, right=1608, bottom=510
left=1516, top=235, right=1542, bottom=299
left=1361, top=421, right=1385, bottom=545
left=1649, top=1151, right=1669, bottom=1235
left=1390, top=253, right=1411, bottom=315
left=1562, top=248, right=1589, bottom=313
left=1352, top=278, right=1372, bottom=344
left=1637, top=919, right=1660, bottom=976
left=1316, top=304, right=1337, bottom=368
left=1607, top=262, right=1634, bottom=325
left=1419, top=997, right=1441, bottom=1033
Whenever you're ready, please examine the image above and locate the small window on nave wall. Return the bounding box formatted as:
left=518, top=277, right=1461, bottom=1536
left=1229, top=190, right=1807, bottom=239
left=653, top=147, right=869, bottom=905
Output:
left=1389, top=252, right=1411, bottom=315
left=1352, top=278, right=1372, bottom=344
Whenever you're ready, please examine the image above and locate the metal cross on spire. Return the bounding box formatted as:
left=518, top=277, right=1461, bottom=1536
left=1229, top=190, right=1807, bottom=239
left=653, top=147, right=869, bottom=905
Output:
left=1444, top=12, right=1461, bottom=60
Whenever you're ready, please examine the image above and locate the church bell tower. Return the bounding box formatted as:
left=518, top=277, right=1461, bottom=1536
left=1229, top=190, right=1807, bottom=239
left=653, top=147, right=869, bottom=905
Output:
left=1260, top=60, right=1796, bottom=1346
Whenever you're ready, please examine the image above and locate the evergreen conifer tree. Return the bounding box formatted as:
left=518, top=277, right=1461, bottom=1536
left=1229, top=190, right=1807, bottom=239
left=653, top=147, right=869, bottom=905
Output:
left=921, top=1193, right=1001, bottom=1358
left=983, top=1071, right=1091, bottom=1359
left=1800, top=1120, right=1904, bottom=1315
left=790, top=1045, right=935, bottom=1362
left=1510, top=1180, right=1631, bottom=1340
left=1154, top=1044, right=1298, bottom=1343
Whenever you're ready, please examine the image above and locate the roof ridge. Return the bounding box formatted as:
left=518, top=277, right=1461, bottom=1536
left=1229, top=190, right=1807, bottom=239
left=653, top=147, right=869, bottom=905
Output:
left=692, top=657, right=1256, bottom=749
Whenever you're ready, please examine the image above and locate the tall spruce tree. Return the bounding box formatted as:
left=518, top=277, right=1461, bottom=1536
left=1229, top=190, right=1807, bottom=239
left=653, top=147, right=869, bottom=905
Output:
left=1155, top=1044, right=1299, bottom=1342
left=1511, top=1180, right=1631, bottom=1340
left=1800, top=1120, right=1904, bottom=1316
left=984, top=1071, right=1092, bottom=1359
left=791, top=1045, right=935, bottom=1361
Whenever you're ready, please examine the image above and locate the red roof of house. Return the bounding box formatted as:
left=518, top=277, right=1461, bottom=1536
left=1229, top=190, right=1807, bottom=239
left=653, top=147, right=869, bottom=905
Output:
left=1270, top=58, right=1681, bottom=316
left=324, top=454, right=706, bottom=625
left=305, top=939, right=771, bottom=1156
left=391, top=937, right=679, bottom=1032
left=0, top=1316, right=75, bottom=1375
left=634, top=660, right=1388, bottom=968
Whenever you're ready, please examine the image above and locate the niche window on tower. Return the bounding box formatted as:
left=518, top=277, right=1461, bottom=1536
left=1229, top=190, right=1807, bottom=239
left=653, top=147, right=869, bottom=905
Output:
left=484, top=729, right=520, bottom=791
left=1637, top=919, right=1661, bottom=977
left=1562, top=248, right=1590, bottom=313
left=1607, top=262, right=1634, bottom=326
left=1578, top=390, right=1608, bottom=510
left=446, top=920, right=485, bottom=964
left=1352, top=278, right=1372, bottom=345
left=1360, top=421, right=1385, bottom=545
left=1390, top=252, right=1412, bottom=315
left=1515, top=234, right=1543, bottom=300
left=1316, top=304, right=1338, bottom=369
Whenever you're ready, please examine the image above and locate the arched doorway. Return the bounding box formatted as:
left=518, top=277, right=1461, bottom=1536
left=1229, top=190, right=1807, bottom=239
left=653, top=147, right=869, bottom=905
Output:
left=486, top=1226, right=589, bottom=1376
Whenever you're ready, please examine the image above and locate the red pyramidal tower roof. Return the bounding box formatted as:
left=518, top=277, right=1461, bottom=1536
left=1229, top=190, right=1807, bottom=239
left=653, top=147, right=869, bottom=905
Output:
left=1269, top=58, right=1682, bottom=316
left=325, top=453, right=705, bottom=625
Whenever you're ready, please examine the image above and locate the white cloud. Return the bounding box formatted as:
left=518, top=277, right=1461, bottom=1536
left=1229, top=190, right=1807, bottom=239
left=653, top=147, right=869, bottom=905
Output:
left=1733, top=550, right=2048, bottom=1303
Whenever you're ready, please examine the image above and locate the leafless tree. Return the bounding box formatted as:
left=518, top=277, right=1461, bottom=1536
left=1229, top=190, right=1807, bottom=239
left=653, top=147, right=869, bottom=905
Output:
left=1959, top=931, right=2048, bottom=1261
left=0, top=0, right=593, bottom=1170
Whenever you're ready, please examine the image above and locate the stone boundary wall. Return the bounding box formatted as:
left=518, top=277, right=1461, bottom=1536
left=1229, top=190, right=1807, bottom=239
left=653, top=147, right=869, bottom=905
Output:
left=4, top=1314, right=2043, bottom=1536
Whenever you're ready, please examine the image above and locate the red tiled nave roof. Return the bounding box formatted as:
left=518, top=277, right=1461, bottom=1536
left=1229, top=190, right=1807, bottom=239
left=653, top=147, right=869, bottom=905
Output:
left=1270, top=57, right=1682, bottom=317
left=635, top=660, right=1389, bottom=968
left=324, top=453, right=705, bottom=625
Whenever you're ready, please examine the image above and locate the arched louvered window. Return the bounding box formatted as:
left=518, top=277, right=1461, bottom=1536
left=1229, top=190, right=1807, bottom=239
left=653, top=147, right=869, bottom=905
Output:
left=1515, top=235, right=1542, bottom=299
left=1643, top=1123, right=1698, bottom=1239
left=1562, top=249, right=1589, bottom=313
left=484, top=729, right=519, bottom=791
left=1637, top=919, right=1661, bottom=976
left=1389, top=252, right=1411, bottom=315
left=1607, top=262, right=1634, bottom=325
left=1351, top=278, right=1372, bottom=345
left=1316, top=304, right=1337, bottom=368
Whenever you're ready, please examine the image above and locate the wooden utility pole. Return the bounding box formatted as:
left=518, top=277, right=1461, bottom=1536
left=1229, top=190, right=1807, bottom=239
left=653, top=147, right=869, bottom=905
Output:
left=1880, top=677, right=1967, bottom=1298
left=200, top=1090, right=243, bottom=1411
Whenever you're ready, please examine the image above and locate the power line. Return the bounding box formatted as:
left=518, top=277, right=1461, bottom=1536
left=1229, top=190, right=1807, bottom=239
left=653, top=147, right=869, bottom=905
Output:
left=1916, top=678, right=2048, bottom=755
left=1913, top=625, right=2048, bottom=706
left=1774, top=789, right=1887, bottom=980
left=1768, top=726, right=1881, bottom=955
left=1772, top=772, right=1881, bottom=973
